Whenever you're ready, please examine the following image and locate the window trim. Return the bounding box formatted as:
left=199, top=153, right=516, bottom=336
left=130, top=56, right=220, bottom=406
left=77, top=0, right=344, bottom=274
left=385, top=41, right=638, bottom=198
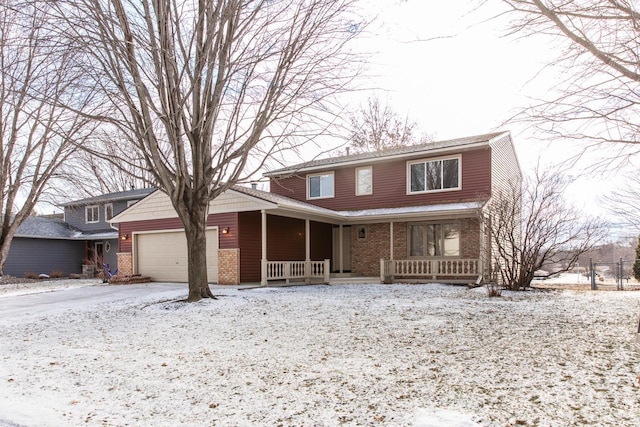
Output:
left=406, top=154, right=462, bottom=194
left=355, top=166, right=373, bottom=196
left=105, top=203, right=114, bottom=221
left=307, top=171, right=335, bottom=200
left=85, top=205, right=99, bottom=224
left=407, top=221, right=461, bottom=259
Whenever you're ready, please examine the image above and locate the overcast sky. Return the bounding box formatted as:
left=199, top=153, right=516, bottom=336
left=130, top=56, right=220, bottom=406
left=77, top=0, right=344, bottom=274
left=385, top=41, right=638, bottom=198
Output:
left=352, top=0, right=634, bottom=231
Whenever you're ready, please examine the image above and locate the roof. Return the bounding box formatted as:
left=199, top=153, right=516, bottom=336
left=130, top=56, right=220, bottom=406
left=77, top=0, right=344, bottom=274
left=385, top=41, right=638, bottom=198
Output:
left=60, top=188, right=155, bottom=207
left=15, top=216, right=82, bottom=239
left=232, top=185, right=482, bottom=223
left=264, top=131, right=508, bottom=176
left=14, top=216, right=120, bottom=240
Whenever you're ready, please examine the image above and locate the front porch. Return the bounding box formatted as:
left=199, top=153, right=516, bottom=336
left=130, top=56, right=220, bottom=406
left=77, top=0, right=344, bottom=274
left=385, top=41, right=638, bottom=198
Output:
left=262, top=258, right=482, bottom=285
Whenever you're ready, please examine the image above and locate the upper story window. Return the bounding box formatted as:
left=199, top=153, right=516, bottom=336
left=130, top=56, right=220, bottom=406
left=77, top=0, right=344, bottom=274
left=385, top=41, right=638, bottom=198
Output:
left=356, top=166, right=372, bottom=196
left=408, top=222, right=460, bottom=258
left=85, top=205, right=99, bottom=223
left=105, top=204, right=114, bottom=221
left=307, top=172, right=334, bottom=199
left=408, top=156, right=460, bottom=194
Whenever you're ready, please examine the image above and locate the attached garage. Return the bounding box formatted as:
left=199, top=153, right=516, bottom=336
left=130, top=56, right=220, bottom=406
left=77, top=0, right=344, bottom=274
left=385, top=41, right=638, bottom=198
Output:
left=134, top=228, right=219, bottom=283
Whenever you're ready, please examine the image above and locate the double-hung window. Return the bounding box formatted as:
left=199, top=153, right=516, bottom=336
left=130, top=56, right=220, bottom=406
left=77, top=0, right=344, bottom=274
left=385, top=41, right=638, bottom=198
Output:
left=307, top=172, right=334, bottom=199
left=408, top=222, right=460, bottom=257
left=105, top=204, right=114, bottom=221
left=356, top=166, right=372, bottom=196
left=85, top=205, right=99, bottom=224
left=408, top=156, right=460, bottom=193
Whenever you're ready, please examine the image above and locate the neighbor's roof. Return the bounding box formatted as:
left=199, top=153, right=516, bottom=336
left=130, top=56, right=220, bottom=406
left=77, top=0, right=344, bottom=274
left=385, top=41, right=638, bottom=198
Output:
left=15, top=216, right=82, bottom=239
left=264, top=131, right=508, bottom=176
left=60, top=188, right=155, bottom=207
left=14, top=216, right=119, bottom=240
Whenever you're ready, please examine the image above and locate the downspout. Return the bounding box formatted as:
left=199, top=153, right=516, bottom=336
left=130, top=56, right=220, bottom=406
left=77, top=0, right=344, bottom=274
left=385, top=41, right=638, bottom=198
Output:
left=305, top=219, right=311, bottom=284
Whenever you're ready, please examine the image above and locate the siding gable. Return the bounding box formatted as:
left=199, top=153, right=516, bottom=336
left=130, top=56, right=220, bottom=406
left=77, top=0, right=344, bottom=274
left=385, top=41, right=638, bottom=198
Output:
left=269, top=148, right=492, bottom=211
left=112, top=189, right=276, bottom=223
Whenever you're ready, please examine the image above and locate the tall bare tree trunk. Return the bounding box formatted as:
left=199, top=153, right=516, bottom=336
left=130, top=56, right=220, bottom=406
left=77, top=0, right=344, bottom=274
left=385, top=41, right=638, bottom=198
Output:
left=183, top=198, right=215, bottom=302
left=59, top=0, right=362, bottom=301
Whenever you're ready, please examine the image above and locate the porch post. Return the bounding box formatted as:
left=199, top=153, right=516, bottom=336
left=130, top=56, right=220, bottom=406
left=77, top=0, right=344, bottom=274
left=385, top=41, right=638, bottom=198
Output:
left=305, top=219, right=311, bottom=284
left=339, top=224, right=344, bottom=273
left=389, top=222, right=394, bottom=260
left=261, top=210, right=267, bottom=286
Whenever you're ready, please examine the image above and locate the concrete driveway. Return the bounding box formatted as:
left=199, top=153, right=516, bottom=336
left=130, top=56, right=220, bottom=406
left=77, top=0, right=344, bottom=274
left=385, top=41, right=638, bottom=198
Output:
left=0, top=282, right=187, bottom=325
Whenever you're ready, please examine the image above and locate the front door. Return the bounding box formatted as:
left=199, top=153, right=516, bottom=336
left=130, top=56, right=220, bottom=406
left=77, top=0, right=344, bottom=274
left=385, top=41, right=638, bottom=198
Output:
left=94, top=242, right=104, bottom=270
left=332, top=226, right=351, bottom=273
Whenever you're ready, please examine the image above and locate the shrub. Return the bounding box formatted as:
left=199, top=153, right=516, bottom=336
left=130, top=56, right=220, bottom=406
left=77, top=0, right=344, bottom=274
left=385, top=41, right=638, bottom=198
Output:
left=486, top=282, right=502, bottom=297
left=23, top=272, right=39, bottom=280
left=49, top=270, right=65, bottom=279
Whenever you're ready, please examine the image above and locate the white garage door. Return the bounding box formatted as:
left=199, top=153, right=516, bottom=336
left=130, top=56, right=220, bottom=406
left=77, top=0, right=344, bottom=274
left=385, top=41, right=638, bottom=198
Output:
left=135, top=229, right=219, bottom=283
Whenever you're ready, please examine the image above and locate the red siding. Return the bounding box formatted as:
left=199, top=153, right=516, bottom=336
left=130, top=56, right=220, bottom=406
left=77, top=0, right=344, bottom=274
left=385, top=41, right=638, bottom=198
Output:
left=269, top=148, right=492, bottom=210
left=267, top=216, right=306, bottom=261
left=238, top=211, right=261, bottom=282
left=118, top=212, right=238, bottom=253
left=310, top=221, right=332, bottom=262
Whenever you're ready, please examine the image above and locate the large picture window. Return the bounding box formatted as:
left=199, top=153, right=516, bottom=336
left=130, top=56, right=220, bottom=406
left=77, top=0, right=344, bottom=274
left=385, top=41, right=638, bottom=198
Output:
left=307, top=172, right=334, bottom=199
left=408, top=156, right=460, bottom=193
left=408, top=222, right=460, bottom=257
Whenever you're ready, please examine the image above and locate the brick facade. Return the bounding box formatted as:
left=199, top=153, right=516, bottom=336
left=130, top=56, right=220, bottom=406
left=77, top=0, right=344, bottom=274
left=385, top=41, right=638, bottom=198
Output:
left=218, top=248, right=240, bottom=285
left=350, top=218, right=481, bottom=277
left=351, top=223, right=391, bottom=277
left=116, top=252, right=133, bottom=276
left=460, top=218, right=480, bottom=259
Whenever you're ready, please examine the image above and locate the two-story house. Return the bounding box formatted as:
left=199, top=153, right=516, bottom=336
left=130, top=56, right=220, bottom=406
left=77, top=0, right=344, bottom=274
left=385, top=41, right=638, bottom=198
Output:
left=111, top=131, right=521, bottom=285
left=5, top=188, right=154, bottom=277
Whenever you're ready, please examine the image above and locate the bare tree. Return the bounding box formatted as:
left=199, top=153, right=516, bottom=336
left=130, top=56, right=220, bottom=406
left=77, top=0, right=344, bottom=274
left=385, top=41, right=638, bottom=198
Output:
left=57, top=0, right=362, bottom=301
left=60, top=131, right=156, bottom=198
left=348, top=97, right=429, bottom=153
left=0, top=3, right=96, bottom=275
left=481, top=166, right=608, bottom=290
left=603, top=172, right=640, bottom=230
left=488, top=1, right=640, bottom=158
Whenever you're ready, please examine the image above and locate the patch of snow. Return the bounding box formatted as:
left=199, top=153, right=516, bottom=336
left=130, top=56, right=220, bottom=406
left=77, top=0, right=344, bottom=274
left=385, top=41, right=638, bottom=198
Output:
left=414, top=408, right=480, bottom=426
left=0, top=278, right=101, bottom=298
left=0, top=283, right=638, bottom=426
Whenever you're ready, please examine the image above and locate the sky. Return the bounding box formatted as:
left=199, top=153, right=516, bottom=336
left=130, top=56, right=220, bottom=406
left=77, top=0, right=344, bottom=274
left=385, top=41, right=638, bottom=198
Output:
left=348, top=0, right=635, bottom=232
left=29, top=1, right=633, bottom=234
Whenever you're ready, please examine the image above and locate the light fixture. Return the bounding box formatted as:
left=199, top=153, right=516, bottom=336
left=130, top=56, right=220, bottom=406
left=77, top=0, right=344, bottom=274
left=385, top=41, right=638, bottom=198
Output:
left=121, top=234, right=129, bottom=240
left=221, top=227, right=229, bottom=234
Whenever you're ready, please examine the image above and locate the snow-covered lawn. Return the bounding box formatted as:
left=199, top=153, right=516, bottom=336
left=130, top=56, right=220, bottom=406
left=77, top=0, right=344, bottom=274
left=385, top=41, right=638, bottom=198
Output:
left=0, top=283, right=639, bottom=426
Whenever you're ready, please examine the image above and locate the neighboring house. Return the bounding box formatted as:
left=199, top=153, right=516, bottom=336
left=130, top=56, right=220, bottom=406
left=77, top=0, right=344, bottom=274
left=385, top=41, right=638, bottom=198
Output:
left=112, top=131, right=522, bottom=285
left=4, top=188, right=154, bottom=277
left=4, top=215, right=85, bottom=277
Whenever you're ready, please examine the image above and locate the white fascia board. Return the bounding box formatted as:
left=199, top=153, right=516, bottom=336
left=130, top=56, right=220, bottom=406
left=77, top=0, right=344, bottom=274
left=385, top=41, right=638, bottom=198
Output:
left=269, top=202, right=484, bottom=225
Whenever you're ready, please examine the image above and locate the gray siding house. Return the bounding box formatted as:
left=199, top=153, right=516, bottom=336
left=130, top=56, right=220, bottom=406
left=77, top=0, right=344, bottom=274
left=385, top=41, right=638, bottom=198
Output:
left=4, top=188, right=154, bottom=277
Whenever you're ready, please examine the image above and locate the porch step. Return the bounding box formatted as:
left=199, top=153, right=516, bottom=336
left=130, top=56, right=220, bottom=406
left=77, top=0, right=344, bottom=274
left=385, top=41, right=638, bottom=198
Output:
left=328, top=276, right=381, bottom=285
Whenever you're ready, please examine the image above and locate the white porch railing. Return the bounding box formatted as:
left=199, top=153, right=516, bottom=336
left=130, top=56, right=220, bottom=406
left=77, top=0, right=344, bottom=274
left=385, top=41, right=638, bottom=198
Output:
left=265, top=259, right=330, bottom=284
left=381, top=258, right=480, bottom=281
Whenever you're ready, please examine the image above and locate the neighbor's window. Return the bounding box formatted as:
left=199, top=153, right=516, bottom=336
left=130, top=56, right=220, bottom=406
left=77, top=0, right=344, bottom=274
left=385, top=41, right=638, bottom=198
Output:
left=105, top=204, right=113, bottom=221
left=408, top=156, right=460, bottom=193
left=408, top=222, right=460, bottom=257
left=356, top=166, right=372, bottom=196
left=307, top=172, right=334, bottom=199
left=85, top=205, right=99, bottom=223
